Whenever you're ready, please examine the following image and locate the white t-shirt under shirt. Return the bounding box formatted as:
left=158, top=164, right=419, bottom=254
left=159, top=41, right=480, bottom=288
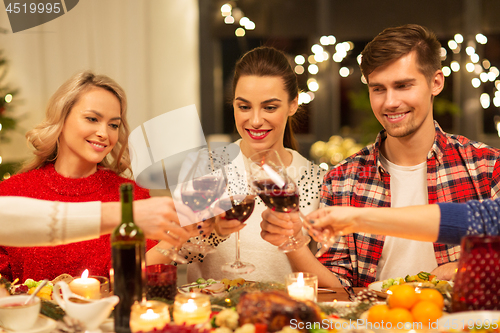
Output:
left=376, top=154, right=438, bottom=281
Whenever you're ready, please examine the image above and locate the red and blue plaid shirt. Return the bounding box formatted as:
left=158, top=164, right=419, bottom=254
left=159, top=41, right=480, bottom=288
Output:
left=319, top=122, right=500, bottom=287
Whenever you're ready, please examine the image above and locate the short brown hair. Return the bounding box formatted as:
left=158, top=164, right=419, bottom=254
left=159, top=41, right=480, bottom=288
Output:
left=360, top=24, right=442, bottom=82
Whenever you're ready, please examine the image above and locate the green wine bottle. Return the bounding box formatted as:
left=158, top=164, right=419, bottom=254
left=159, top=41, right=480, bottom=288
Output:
left=111, top=183, right=146, bottom=333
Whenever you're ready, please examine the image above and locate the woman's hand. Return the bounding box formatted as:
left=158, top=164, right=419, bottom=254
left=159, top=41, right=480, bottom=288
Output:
left=132, top=197, right=191, bottom=244
left=214, top=212, right=246, bottom=237
left=260, top=209, right=302, bottom=246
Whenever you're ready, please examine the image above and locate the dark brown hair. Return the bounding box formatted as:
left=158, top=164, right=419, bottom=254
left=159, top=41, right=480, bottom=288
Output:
left=232, top=46, right=299, bottom=151
left=360, top=24, right=442, bottom=83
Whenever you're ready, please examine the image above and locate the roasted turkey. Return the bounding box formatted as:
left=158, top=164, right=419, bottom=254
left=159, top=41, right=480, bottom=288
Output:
left=236, top=290, right=322, bottom=332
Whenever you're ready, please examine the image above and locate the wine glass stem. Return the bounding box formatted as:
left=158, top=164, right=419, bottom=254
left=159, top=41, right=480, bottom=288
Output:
left=235, top=230, right=241, bottom=263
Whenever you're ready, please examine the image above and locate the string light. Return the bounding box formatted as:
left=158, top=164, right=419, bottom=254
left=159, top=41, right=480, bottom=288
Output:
left=307, top=78, right=319, bottom=91
left=311, top=44, right=323, bottom=54
left=442, top=66, right=452, bottom=77
left=476, top=34, right=488, bottom=44
left=450, top=61, right=460, bottom=72
left=480, top=72, right=489, bottom=82
left=307, top=91, right=315, bottom=101
left=4, top=94, right=12, bottom=103
left=239, top=17, right=250, bottom=26
left=308, top=64, right=319, bottom=75
left=245, top=21, right=255, bottom=30
left=465, top=63, right=475, bottom=73
left=480, top=93, right=490, bottom=109
left=472, top=78, right=481, bottom=88
left=339, top=67, right=349, bottom=77
left=298, top=92, right=311, bottom=105
left=220, top=4, right=232, bottom=16
left=320, top=36, right=330, bottom=45
left=295, top=55, right=305, bottom=65
left=224, top=16, right=234, bottom=24
left=235, top=28, right=245, bottom=37
left=494, top=96, right=500, bottom=107
left=475, top=64, right=483, bottom=75
left=294, top=65, right=304, bottom=75
left=454, top=34, right=464, bottom=43
left=470, top=54, right=479, bottom=63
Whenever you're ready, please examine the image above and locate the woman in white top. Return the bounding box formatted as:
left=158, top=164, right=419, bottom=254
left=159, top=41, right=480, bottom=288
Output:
left=182, top=46, right=326, bottom=282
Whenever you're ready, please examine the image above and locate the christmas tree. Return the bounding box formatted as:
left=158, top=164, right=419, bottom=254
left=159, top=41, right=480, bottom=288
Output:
left=0, top=49, right=20, bottom=178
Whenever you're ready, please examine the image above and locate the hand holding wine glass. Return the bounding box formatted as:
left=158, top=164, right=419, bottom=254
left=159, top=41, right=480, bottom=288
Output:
left=303, top=206, right=349, bottom=258
left=247, top=149, right=310, bottom=252
left=219, top=195, right=256, bottom=274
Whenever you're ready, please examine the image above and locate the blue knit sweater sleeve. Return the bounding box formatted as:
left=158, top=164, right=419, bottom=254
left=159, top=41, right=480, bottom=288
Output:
left=438, top=199, right=500, bottom=244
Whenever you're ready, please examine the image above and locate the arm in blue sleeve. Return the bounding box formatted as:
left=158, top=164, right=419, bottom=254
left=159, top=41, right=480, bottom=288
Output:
left=438, top=199, right=500, bottom=244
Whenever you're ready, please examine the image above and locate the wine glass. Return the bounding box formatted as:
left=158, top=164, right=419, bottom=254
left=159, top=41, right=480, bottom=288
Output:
left=305, top=222, right=339, bottom=258
left=179, top=148, right=228, bottom=254
left=246, top=149, right=311, bottom=253
left=220, top=195, right=256, bottom=274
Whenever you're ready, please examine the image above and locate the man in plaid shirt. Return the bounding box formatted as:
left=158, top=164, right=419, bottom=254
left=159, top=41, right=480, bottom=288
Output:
left=318, top=24, right=500, bottom=287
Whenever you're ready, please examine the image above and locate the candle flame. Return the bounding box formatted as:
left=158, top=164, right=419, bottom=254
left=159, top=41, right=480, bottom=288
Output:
left=81, top=269, right=89, bottom=279
left=297, top=272, right=304, bottom=287
left=180, top=299, right=198, bottom=312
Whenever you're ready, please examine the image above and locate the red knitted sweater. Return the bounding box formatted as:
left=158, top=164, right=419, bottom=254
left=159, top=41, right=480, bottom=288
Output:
left=0, top=163, right=155, bottom=281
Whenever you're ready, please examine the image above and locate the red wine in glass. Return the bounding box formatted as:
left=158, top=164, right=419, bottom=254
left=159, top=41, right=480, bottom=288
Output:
left=220, top=196, right=256, bottom=274
left=254, top=180, right=299, bottom=213
left=182, top=190, right=221, bottom=213
left=219, top=196, right=255, bottom=223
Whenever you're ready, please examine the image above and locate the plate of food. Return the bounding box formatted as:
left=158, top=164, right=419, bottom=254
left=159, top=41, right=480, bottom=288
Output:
left=178, top=278, right=247, bottom=297
left=368, top=271, right=453, bottom=298
left=438, top=311, right=500, bottom=332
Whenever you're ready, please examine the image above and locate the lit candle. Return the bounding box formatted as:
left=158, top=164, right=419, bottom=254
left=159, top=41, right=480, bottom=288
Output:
left=130, top=301, right=170, bottom=333
left=286, top=272, right=317, bottom=302
left=69, top=269, right=100, bottom=299
left=173, top=293, right=211, bottom=325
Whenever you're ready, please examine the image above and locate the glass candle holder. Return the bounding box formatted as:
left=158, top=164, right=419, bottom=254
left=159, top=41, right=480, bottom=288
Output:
left=130, top=300, right=170, bottom=333
left=173, top=293, right=211, bottom=325
left=69, top=274, right=100, bottom=300
left=146, top=264, right=177, bottom=301
left=90, top=276, right=109, bottom=298
left=285, top=272, right=318, bottom=302
left=452, top=235, right=500, bottom=311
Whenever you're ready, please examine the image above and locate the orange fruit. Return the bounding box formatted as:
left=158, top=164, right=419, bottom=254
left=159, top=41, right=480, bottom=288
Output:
left=367, top=304, right=390, bottom=323
left=384, top=308, right=414, bottom=328
left=411, top=301, right=442, bottom=328
left=418, top=288, right=444, bottom=309
left=388, top=284, right=418, bottom=310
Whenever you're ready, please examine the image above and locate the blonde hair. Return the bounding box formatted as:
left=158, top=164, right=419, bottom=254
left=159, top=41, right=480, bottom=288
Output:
left=20, top=71, right=131, bottom=175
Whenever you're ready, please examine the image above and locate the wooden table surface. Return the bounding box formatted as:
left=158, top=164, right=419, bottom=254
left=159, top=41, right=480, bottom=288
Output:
left=317, top=287, right=365, bottom=303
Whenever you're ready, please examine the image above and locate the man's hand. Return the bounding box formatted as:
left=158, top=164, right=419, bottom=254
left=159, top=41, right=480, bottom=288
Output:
left=305, top=206, right=362, bottom=241
left=430, top=262, right=458, bottom=281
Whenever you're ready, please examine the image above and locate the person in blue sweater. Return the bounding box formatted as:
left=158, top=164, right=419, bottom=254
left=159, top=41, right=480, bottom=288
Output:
left=306, top=199, right=500, bottom=247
